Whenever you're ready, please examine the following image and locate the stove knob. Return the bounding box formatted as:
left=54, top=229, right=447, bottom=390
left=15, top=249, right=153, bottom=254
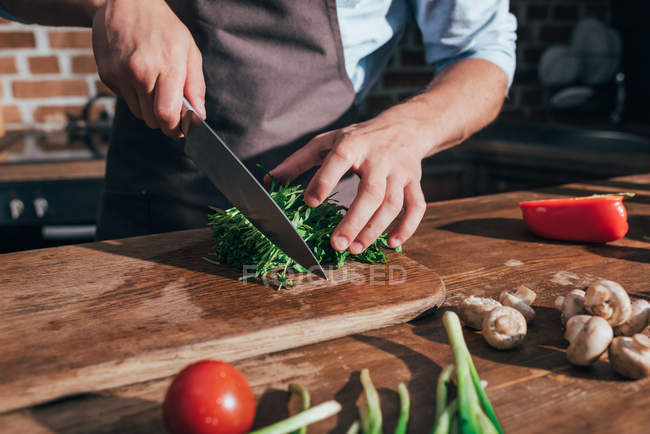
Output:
left=9, top=198, right=24, bottom=220
left=34, top=197, right=48, bottom=219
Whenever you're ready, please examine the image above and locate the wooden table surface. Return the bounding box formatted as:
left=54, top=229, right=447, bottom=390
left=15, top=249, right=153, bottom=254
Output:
left=2, top=174, right=649, bottom=434
left=0, top=160, right=106, bottom=182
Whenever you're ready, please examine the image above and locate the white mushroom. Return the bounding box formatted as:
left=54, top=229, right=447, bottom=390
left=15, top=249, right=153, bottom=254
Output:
left=513, top=285, right=537, bottom=305
left=614, top=299, right=650, bottom=336
left=564, top=315, right=613, bottom=366
left=609, top=334, right=650, bottom=379
left=482, top=306, right=527, bottom=350
left=554, top=289, right=586, bottom=325
left=584, top=280, right=632, bottom=326
left=563, top=315, right=592, bottom=343
left=499, top=288, right=536, bottom=323
left=458, top=296, right=502, bottom=330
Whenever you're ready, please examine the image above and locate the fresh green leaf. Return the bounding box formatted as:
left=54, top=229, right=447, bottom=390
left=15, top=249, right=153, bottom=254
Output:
left=207, top=177, right=400, bottom=289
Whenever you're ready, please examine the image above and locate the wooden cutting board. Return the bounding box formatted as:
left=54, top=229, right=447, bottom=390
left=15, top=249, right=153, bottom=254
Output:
left=0, top=228, right=444, bottom=413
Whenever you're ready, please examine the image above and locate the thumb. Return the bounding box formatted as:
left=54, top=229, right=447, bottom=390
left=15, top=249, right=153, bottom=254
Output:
left=183, top=45, right=206, bottom=119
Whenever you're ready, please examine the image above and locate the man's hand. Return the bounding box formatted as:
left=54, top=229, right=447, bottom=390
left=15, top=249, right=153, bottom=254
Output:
left=268, top=105, right=429, bottom=255
left=268, top=58, right=508, bottom=254
left=92, top=0, right=205, bottom=137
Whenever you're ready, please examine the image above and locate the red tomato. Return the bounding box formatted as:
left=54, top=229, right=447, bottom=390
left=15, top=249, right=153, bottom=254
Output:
left=163, top=360, right=256, bottom=434
left=519, top=195, right=629, bottom=243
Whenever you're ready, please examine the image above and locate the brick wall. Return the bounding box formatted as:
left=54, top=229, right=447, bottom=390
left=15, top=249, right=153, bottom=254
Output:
left=1, top=0, right=612, bottom=132
left=0, top=18, right=108, bottom=131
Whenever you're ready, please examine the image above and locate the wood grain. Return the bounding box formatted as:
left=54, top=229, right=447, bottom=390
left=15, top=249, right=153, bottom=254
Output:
left=0, top=160, right=105, bottom=182
left=1, top=174, right=648, bottom=433
left=0, top=233, right=444, bottom=413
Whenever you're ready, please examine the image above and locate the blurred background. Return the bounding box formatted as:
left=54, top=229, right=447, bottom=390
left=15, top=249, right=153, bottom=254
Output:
left=1, top=0, right=649, bottom=252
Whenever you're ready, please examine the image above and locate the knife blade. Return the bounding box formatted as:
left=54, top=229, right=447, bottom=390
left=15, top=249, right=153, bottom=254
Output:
left=181, top=98, right=327, bottom=280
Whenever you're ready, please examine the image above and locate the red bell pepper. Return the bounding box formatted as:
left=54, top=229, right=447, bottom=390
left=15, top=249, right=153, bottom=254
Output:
left=519, top=194, right=633, bottom=243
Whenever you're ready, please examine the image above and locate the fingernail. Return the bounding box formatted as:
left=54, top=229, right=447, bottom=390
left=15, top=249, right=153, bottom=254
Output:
left=349, top=241, right=363, bottom=254
left=304, top=193, right=319, bottom=207
left=332, top=236, right=348, bottom=251
left=389, top=237, right=401, bottom=248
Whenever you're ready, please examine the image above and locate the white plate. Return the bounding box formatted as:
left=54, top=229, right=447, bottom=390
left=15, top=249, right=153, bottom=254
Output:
left=571, top=18, right=620, bottom=85
left=550, top=86, right=595, bottom=109
left=538, top=45, right=582, bottom=87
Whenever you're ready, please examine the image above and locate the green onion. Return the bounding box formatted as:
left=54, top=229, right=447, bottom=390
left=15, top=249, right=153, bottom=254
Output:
left=207, top=175, right=400, bottom=289
left=476, top=410, right=498, bottom=434
left=289, top=383, right=311, bottom=434
left=442, top=311, right=503, bottom=434
left=590, top=192, right=636, bottom=198
left=465, top=354, right=502, bottom=434
left=394, top=383, right=410, bottom=434
left=443, top=312, right=480, bottom=434
left=249, top=401, right=342, bottom=434
left=359, top=369, right=382, bottom=434
left=435, top=364, right=454, bottom=421
left=347, top=421, right=360, bottom=434
left=450, top=414, right=460, bottom=434
left=433, top=400, right=458, bottom=434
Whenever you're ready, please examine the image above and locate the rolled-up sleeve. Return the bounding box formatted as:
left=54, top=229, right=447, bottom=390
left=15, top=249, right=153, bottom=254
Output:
left=409, top=0, right=517, bottom=91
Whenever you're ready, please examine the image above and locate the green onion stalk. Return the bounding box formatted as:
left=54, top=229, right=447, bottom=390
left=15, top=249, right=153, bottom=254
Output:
left=289, top=383, right=311, bottom=434
left=359, top=369, right=382, bottom=434
left=394, top=382, right=410, bottom=434
left=432, top=311, right=503, bottom=434
left=435, top=364, right=454, bottom=421
left=249, top=401, right=342, bottom=434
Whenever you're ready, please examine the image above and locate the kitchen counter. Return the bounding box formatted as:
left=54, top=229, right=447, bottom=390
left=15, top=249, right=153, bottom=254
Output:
left=0, top=159, right=105, bottom=182
left=420, top=120, right=650, bottom=202
left=1, top=174, right=649, bottom=433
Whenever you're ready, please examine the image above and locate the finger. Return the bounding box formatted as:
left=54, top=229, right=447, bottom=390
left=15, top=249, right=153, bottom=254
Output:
left=389, top=181, right=426, bottom=247
left=303, top=135, right=357, bottom=207
left=184, top=45, right=206, bottom=119
left=331, top=174, right=386, bottom=251
left=154, top=67, right=184, bottom=137
left=267, top=130, right=338, bottom=185
left=121, top=85, right=143, bottom=120
left=136, top=80, right=160, bottom=130
left=350, top=179, right=404, bottom=254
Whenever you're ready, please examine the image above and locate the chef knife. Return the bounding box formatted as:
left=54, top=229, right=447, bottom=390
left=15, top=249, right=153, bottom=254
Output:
left=181, top=98, right=327, bottom=280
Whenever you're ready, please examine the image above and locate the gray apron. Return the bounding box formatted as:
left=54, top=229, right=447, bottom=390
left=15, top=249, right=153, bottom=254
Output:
left=96, top=0, right=358, bottom=240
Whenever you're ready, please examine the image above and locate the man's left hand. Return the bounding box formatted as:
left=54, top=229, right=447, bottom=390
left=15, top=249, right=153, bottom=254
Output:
left=267, top=105, right=428, bottom=255
left=268, top=58, right=508, bottom=255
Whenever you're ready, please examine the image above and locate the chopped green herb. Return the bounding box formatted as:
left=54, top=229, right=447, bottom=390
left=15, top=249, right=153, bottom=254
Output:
left=207, top=174, right=401, bottom=289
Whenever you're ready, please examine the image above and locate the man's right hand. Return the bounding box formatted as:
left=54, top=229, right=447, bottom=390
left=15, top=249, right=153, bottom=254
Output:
left=92, top=0, right=206, bottom=138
